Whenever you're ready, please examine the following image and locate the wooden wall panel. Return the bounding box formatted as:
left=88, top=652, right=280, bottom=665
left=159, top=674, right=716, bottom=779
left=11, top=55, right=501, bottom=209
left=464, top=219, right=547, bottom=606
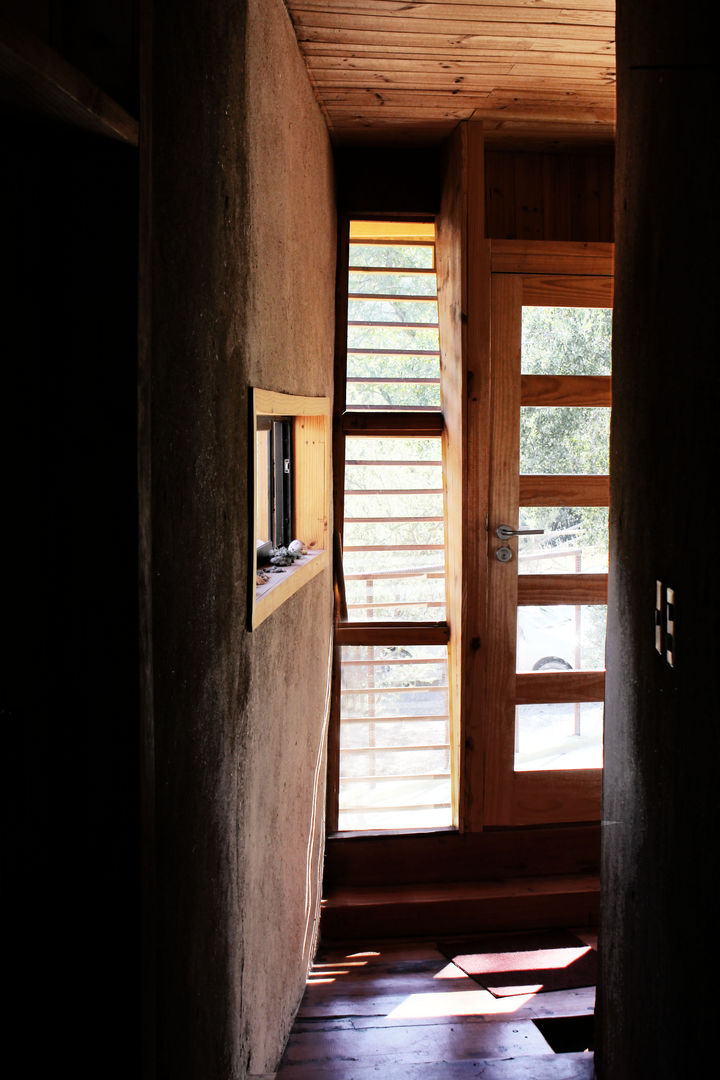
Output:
left=486, top=150, right=614, bottom=242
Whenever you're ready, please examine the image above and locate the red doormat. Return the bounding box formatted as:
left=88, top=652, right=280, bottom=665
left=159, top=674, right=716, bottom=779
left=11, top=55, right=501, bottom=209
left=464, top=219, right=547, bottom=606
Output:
left=438, top=930, right=597, bottom=997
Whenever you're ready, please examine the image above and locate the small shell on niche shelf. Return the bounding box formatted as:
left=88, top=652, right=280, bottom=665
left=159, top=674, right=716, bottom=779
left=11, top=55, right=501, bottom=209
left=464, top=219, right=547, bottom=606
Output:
left=288, top=539, right=308, bottom=555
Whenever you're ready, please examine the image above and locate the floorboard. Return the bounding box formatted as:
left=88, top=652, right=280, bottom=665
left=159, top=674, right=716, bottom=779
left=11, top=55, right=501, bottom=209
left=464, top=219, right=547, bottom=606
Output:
left=275, top=934, right=596, bottom=1079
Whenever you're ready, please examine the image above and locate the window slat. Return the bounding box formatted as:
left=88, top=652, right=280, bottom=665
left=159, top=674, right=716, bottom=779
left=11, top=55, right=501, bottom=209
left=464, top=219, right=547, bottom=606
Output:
left=347, top=378, right=440, bottom=385
left=341, top=744, right=449, bottom=754
left=340, top=714, right=449, bottom=724
left=340, top=773, right=450, bottom=783
left=339, top=802, right=451, bottom=814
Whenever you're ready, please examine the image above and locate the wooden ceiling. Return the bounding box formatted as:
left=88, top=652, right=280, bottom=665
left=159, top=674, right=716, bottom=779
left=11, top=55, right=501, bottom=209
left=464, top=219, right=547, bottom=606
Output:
left=284, top=1, right=615, bottom=146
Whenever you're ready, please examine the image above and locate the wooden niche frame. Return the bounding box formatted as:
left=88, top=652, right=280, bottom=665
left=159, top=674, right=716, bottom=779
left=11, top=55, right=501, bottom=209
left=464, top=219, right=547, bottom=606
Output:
left=249, top=388, right=330, bottom=630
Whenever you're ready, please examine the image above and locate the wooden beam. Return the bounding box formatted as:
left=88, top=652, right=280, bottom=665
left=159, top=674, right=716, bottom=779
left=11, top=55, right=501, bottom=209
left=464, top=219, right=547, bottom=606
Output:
left=0, top=17, right=139, bottom=145
left=521, top=374, right=611, bottom=407
left=523, top=274, right=613, bottom=305
left=519, top=474, right=609, bottom=505
left=516, top=670, right=605, bottom=704
left=518, top=573, right=608, bottom=605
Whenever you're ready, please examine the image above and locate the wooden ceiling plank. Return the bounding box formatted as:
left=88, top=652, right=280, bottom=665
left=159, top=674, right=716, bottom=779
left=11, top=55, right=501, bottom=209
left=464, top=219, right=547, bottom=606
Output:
left=288, top=3, right=615, bottom=29
left=330, top=106, right=476, bottom=119
left=324, top=90, right=614, bottom=109
left=295, top=30, right=615, bottom=56
left=289, top=1, right=614, bottom=11
left=315, top=62, right=598, bottom=84
left=300, top=43, right=615, bottom=66
left=486, top=90, right=613, bottom=107
left=288, top=11, right=614, bottom=40
left=313, top=64, right=514, bottom=81
left=315, top=74, right=613, bottom=94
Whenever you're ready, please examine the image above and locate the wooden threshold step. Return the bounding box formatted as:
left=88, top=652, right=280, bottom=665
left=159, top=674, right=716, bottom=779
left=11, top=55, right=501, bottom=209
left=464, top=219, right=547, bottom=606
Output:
left=321, top=873, right=599, bottom=941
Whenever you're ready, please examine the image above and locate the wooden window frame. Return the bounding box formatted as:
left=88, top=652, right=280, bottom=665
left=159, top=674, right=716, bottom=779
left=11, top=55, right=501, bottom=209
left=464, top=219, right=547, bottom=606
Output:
left=328, top=215, right=457, bottom=835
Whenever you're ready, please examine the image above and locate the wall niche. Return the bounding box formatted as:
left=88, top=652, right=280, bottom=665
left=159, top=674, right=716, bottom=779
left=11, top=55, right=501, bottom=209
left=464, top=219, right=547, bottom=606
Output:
left=250, top=388, right=330, bottom=629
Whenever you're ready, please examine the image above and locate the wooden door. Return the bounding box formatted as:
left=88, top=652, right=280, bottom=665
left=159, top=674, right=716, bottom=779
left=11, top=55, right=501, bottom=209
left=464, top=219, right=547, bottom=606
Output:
left=482, top=247, right=613, bottom=825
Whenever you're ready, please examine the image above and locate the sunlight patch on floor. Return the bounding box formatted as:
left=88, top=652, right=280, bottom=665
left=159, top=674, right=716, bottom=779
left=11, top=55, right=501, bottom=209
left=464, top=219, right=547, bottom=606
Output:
left=388, top=988, right=537, bottom=1019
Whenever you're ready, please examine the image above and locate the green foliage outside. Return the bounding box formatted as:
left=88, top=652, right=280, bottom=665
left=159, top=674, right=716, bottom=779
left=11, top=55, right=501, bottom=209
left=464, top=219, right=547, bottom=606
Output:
left=521, top=306, right=611, bottom=375
left=347, top=243, right=441, bottom=409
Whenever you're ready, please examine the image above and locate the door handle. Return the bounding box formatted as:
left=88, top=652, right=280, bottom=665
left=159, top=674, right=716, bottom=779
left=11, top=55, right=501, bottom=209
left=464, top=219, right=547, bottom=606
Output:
left=495, top=524, right=545, bottom=540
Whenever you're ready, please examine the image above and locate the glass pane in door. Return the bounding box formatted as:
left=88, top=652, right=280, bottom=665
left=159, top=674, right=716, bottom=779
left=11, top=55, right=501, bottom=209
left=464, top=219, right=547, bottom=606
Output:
left=515, top=701, right=604, bottom=771
left=521, top=307, right=612, bottom=375
left=517, top=605, right=607, bottom=672
left=520, top=407, right=610, bottom=474
left=518, top=507, right=609, bottom=574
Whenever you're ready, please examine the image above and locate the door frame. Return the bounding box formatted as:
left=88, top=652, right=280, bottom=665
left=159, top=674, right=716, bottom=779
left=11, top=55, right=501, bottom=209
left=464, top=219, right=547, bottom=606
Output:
left=477, top=240, right=614, bottom=827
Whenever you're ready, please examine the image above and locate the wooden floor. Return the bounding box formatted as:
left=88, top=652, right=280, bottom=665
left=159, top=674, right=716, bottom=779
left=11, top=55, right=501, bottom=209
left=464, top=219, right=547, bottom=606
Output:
left=273, top=931, right=597, bottom=1079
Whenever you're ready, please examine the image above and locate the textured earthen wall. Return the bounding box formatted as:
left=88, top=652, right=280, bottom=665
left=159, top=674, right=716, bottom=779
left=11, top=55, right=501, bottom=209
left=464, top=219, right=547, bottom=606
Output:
left=597, top=1, right=715, bottom=1075
left=147, top=2, right=335, bottom=1076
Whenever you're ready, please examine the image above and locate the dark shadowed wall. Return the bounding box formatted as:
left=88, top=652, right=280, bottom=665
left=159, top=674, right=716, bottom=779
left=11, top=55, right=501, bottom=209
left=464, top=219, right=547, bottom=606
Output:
left=597, top=1, right=716, bottom=1075
left=3, top=122, right=139, bottom=1079
left=144, top=1, right=335, bottom=1076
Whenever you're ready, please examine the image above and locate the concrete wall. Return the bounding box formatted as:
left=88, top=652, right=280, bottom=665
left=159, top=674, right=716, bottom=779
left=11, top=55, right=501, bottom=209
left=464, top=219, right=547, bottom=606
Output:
left=597, top=1, right=716, bottom=1075
left=146, top=2, right=335, bottom=1076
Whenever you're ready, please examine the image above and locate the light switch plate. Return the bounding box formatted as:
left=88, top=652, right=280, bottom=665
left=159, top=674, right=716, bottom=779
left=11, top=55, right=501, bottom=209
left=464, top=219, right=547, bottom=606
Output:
left=655, top=581, right=675, bottom=667
left=655, top=580, right=663, bottom=654
left=665, top=586, right=675, bottom=667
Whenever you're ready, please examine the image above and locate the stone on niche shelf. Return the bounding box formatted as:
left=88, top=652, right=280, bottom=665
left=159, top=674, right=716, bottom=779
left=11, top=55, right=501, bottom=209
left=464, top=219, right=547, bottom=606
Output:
left=269, top=546, right=294, bottom=566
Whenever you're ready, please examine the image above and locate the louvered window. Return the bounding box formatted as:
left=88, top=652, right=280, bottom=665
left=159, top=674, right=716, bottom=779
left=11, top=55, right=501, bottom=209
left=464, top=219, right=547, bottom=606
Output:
left=331, top=221, right=452, bottom=832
